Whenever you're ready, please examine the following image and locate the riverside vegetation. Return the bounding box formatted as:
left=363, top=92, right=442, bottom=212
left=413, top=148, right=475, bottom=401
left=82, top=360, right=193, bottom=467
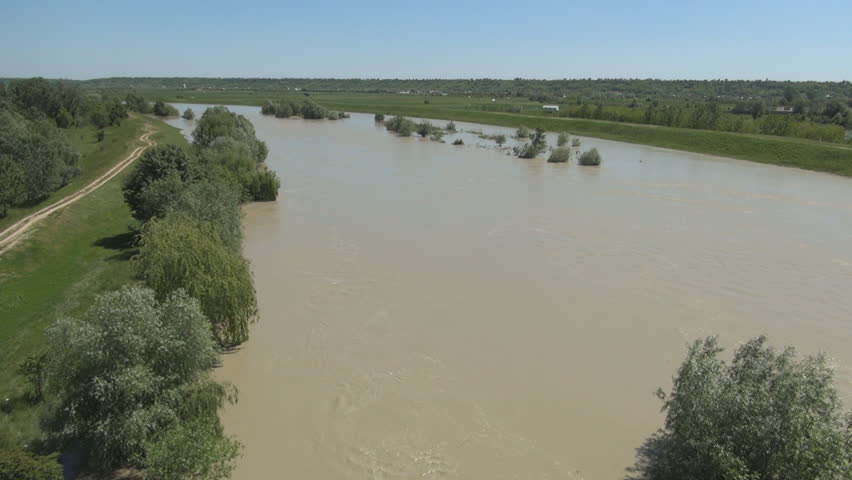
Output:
left=130, top=88, right=852, bottom=177
left=1, top=101, right=278, bottom=478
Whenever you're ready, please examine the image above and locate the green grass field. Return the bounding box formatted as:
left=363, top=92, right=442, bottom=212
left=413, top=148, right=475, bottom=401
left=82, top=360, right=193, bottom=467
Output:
left=0, top=114, right=153, bottom=232
left=0, top=116, right=188, bottom=448
left=148, top=90, right=852, bottom=177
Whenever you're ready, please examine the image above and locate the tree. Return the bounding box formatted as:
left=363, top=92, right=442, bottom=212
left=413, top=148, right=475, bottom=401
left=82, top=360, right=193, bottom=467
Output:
left=0, top=109, right=79, bottom=205
left=557, top=132, right=569, bottom=147
left=547, top=147, right=571, bottom=163
left=416, top=121, right=434, bottom=138
left=17, top=351, right=48, bottom=401
left=123, top=144, right=196, bottom=221
left=136, top=213, right=258, bottom=345
left=192, top=106, right=268, bottom=162
left=169, top=177, right=244, bottom=252
left=515, top=128, right=547, bottom=158
left=44, top=286, right=220, bottom=471
left=445, top=121, right=457, bottom=133
left=374, top=113, right=385, bottom=123
left=637, top=336, right=852, bottom=480
left=144, top=417, right=241, bottom=480
left=183, top=108, right=195, bottom=120
left=0, top=155, right=24, bottom=217
left=494, top=134, right=507, bottom=146
left=153, top=101, right=178, bottom=117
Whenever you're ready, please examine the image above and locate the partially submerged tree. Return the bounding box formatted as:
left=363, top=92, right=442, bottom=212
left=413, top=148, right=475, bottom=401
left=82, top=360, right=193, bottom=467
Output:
left=638, top=336, right=852, bottom=480
left=192, top=106, right=268, bottom=162
left=182, top=108, right=195, bottom=120
left=515, top=125, right=531, bottom=138
left=136, top=213, right=258, bottom=346
left=557, top=132, right=569, bottom=147
left=515, top=128, right=547, bottom=158
left=374, top=113, right=385, bottom=123
left=578, top=148, right=601, bottom=166
left=547, top=147, right=571, bottom=163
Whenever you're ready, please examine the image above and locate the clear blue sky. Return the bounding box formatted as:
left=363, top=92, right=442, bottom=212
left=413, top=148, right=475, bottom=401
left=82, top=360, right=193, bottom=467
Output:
left=1, top=0, right=850, bottom=81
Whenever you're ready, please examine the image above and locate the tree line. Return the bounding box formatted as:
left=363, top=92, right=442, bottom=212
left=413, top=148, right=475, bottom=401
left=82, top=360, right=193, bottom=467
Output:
left=4, top=106, right=280, bottom=479
left=72, top=77, right=852, bottom=103
left=261, top=98, right=349, bottom=120
left=0, top=78, right=132, bottom=216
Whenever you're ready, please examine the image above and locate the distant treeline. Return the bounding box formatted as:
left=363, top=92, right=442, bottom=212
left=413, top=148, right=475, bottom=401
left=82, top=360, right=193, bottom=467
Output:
left=261, top=99, right=349, bottom=120
left=0, top=78, right=130, bottom=216
left=66, top=76, right=852, bottom=103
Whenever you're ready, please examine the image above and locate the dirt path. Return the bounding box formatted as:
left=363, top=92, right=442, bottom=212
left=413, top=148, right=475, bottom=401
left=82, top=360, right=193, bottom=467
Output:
left=0, top=124, right=157, bottom=255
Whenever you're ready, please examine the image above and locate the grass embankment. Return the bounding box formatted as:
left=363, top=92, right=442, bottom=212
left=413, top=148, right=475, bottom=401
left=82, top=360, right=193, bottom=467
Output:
left=0, top=115, right=153, bottom=232
left=0, top=116, right=188, bottom=447
left=147, top=90, right=852, bottom=177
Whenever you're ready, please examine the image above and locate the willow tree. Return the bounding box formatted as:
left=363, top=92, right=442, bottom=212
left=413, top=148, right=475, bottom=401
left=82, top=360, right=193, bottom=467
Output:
left=135, top=213, right=257, bottom=345
left=44, top=286, right=221, bottom=471
left=192, top=106, right=268, bottom=162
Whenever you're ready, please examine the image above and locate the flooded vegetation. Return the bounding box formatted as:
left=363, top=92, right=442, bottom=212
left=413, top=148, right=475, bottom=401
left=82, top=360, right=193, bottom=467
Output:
left=164, top=106, right=852, bottom=479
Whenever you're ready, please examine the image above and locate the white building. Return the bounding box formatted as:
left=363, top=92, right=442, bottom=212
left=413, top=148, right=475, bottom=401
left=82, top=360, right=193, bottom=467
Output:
left=543, top=105, right=560, bottom=112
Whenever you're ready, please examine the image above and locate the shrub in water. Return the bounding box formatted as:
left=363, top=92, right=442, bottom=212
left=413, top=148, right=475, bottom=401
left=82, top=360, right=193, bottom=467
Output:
left=452, top=138, right=464, bottom=145
left=557, top=132, right=569, bottom=146
left=374, top=113, right=385, bottom=123
left=578, top=148, right=601, bottom=166
left=548, top=147, right=571, bottom=163
left=446, top=121, right=457, bottom=133
left=571, top=137, right=581, bottom=148
left=516, top=125, right=531, bottom=138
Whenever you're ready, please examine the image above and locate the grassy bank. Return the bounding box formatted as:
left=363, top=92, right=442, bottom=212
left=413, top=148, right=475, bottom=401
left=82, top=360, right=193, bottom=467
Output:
left=0, top=116, right=188, bottom=447
left=147, top=90, right=852, bottom=177
left=0, top=114, right=153, bottom=232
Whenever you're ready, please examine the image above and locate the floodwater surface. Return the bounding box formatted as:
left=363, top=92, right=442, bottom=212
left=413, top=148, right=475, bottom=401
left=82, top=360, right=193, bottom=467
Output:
left=167, top=106, right=852, bottom=479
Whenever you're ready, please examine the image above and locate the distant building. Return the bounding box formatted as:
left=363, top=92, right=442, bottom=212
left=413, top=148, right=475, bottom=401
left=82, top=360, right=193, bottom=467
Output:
left=774, top=106, right=794, bottom=114
left=543, top=105, right=560, bottom=112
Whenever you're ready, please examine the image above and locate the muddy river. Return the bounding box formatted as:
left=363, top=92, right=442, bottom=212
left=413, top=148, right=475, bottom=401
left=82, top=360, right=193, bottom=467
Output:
left=166, top=105, right=852, bottom=479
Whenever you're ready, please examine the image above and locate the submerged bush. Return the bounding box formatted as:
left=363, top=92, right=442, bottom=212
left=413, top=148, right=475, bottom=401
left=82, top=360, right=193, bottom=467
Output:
left=274, top=103, right=293, bottom=118
left=416, top=121, right=434, bottom=138
left=193, top=106, right=268, bottom=162
left=153, top=101, right=179, bottom=117
left=246, top=168, right=280, bottom=202
left=374, top=113, right=385, bottom=123
left=446, top=121, right=457, bottom=133
left=557, top=132, right=568, bottom=146
left=452, top=138, right=464, bottom=145
left=494, top=134, right=507, bottom=146
left=260, top=101, right=276, bottom=115
left=571, top=137, right=581, bottom=148
left=547, top=147, right=571, bottom=163
left=516, top=125, right=531, bottom=138
left=386, top=115, right=416, bottom=136
left=515, top=128, right=547, bottom=158
left=182, top=108, right=195, bottom=120
left=578, top=148, right=601, bottom=166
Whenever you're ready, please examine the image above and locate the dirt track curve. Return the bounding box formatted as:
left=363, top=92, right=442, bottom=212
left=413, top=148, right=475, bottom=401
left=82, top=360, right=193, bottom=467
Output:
left=0, top=124, right=157, bottom=255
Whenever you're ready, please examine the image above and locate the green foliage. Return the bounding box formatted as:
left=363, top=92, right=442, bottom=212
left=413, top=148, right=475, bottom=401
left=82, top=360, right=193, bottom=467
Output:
left=0, top=449, right=61, bottom=480
left=578, top=148, right=601, bottom=165
left=168, top=177, right=245, bottom=252
left=96, top=129, right=105, bottom=142
left=515, top=125, right=530, bottom=138
left=452, top=138, right=464, bottom=145
left=0, top=154, right=24, bottom=217
left=385, top=115, right=416, bottom=137
left=153, top=101, right=179, bottom=117
left=557, top=132, right=568, bottom=146
left=445, top=121, right=457, bottom=132
left=416, top=121, right=434, bottom=138
left=192, top=106, right=268, bottom=162
left=547, top=147, right=571, bottom=163
left=246, top=168, right=280, bottom=202
left=0, top=108, right=80, bottom=206
left=144, top=417, right=241, bottom=480
left=125, top=93, right=151, bottom=114
left=122, top=144, right=196, bottom=222
left=135, top=213, right=258, bottom=346
left=182, top=108, right=195, bottom=120
left=640, top=336, right=852, bottom=480
left=44, top=286, right=219, bottom=471
left=494, top=134, right=507, bottom=146
left=374, top=113, right=385, bottom=123
left=16, top=352, right=48, bottom=401
left=571, top=137, right=581, bottom=148
left=430, top=129, right=445, bottom=142
left=515, top=128, right=547, bottom=158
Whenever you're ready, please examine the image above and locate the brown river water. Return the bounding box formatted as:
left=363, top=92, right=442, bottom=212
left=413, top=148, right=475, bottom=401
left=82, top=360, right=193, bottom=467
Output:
left=166, top=105, right=852, bottom=479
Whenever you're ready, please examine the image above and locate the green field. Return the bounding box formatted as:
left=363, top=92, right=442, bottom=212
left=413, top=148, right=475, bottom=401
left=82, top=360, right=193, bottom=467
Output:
left=0, top=116, right=188, bottom=448
left=145, top=90, right=852, bottom=177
